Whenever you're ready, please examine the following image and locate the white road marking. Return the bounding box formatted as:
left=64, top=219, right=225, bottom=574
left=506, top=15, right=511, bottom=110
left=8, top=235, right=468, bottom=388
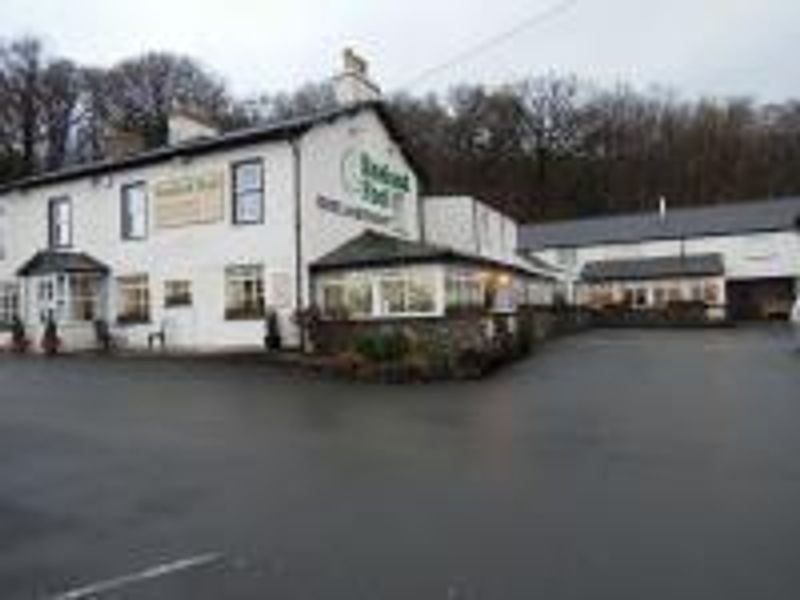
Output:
left=51, top=553, right=222, bottom=600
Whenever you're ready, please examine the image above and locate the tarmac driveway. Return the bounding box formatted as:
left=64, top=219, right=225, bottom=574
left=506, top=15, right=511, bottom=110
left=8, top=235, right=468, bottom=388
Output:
left=1, top=327, right=799, bottom=599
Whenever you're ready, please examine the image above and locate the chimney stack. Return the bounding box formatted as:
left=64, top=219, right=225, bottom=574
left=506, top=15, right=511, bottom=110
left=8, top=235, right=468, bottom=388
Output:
left=167, top=105, right=219, bottom=145
left=333, top=48, right=382, bottom=106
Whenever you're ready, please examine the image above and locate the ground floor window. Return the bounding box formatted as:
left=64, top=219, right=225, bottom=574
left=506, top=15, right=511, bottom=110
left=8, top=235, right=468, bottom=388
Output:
left=69, top=274, right=102, bottom=321
left=319, top=277, right=374, bottom=318
left=446, top=270, right=483, bottom=308
left=117, top=275, right=150, bottom=324
left=704, top=282, right=720, bottom=304
left=165, top=280, right=192, bottom=308
left=379, top=272, right=436, bottom=316
left=0, top=282, right=19, bottom=327
left=225, top=265, right=264, bottom=320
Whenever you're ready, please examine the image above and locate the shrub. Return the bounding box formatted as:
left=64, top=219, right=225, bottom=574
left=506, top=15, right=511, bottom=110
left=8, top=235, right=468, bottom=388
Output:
left=354, top=331, right=411, bottom=364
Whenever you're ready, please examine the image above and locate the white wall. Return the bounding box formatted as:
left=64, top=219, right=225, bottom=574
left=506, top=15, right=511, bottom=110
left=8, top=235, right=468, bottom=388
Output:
left=423, top=196, right=520, bottom=266
left=533, top=229, right=800, bottom=304
left=0, top=107, right=423, bottom=352
left=1, top=140, right=298, bottom=351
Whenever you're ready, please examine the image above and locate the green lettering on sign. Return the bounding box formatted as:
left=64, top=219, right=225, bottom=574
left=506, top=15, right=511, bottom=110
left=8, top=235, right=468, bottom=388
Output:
left=342, top=149, right=411, bottom=211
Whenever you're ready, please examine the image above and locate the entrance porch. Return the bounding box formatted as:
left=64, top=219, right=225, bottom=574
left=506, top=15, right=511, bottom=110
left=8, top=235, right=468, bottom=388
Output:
left=16, top=251, right=110, bottom=352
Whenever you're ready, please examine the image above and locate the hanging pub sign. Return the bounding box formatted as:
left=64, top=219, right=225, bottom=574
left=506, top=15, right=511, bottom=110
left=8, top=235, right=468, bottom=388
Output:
left=154, top=171, right=225, bottom=229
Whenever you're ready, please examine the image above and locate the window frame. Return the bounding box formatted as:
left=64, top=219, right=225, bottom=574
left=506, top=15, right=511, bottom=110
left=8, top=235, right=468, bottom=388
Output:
left=121, top=181, right=149, bottom=241
left=225, top=264, right=265, bottom=320
left=48, top=196, right=73, bottom=249
left=164, top=279, right=193, bottom=308
left=231, top=158, right=265, bottom=225
left=0, top=281, right=19, bottom=328
left=116, top=274, right=151, bottom=325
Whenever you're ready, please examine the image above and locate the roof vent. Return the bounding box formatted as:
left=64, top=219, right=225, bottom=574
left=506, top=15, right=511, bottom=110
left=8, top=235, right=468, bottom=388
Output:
left=333, top=48, right=382, bottom=106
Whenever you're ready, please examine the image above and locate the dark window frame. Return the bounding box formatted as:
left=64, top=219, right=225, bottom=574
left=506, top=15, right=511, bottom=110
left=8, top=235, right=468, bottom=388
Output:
left=121, top=181, right=149, bottom=241
left=231, top=158, right=265, bottom=225
left=164, top=279, right=193, bottom=308
left=48, top=196, right=73, bottom=249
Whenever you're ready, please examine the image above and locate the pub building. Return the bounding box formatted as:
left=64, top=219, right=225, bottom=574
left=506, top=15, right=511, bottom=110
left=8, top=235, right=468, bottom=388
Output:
left=0, top=50, right=556, bottom=353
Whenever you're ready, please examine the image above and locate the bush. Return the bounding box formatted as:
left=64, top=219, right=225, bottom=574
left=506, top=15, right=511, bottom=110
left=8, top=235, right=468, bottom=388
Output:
left=354, top=331, right=411, bottom=364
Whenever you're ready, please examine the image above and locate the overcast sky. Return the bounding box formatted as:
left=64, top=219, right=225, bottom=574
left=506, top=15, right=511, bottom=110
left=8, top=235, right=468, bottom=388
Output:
left=2, top=0, right=799, bottom=102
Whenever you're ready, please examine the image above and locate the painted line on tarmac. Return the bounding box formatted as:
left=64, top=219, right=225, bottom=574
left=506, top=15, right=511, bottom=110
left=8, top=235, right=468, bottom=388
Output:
left=50, top=553, right=223, bottom=599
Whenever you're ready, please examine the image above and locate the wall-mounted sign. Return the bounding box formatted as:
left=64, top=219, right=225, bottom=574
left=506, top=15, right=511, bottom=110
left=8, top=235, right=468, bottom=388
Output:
left=317, top=195, right=393, bottom=227
left=341, top=150, right=411, bottom=213
left=154, top=171, right=224, bottom=230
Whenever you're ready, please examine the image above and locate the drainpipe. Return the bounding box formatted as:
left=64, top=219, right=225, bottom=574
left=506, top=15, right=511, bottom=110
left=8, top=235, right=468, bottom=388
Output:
left=291, top=138, right=305, bottom=353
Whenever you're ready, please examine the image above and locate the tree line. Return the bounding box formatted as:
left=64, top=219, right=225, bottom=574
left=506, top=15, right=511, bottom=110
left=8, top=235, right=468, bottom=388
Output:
left=2, top=36, right=800, bottom=222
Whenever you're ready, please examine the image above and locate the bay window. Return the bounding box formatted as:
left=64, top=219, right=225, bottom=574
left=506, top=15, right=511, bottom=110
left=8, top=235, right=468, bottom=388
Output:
left=379, top=272, right=436, bottom=316
left=446, top=270, right=484, bottom=308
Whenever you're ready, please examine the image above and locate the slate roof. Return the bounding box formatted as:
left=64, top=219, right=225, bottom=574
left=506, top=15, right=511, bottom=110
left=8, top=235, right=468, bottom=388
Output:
left=311, top=230, right=553, bottom=278
left=0, top=101, right=427, bottom=194
left=581, top=253, right=725, bottom=283
left=17, top=251, right=110, bottom=277
left=520, top=197, right=800, bottom=250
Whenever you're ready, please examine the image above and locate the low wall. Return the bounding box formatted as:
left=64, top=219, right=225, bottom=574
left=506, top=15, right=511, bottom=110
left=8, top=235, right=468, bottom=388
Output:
left=310, top=306, right=591, bottom=380
left=591, top=302, right=730, bottom=328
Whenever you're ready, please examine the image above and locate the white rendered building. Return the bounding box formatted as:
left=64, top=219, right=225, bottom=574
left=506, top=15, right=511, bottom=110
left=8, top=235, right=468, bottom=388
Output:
left=0, top=53, right=555, bottom=353
left=520, top=198, right=800, bottom=320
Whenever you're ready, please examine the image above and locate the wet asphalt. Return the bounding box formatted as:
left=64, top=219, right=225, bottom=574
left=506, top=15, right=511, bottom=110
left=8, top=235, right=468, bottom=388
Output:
left=1, top=327, right=799, bottom=599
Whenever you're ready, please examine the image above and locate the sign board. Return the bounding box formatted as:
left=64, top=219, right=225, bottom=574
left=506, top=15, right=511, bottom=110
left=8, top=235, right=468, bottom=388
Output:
left=154, top=171, right=225, bottom=230
left=341, top=149, right=411, bottom=214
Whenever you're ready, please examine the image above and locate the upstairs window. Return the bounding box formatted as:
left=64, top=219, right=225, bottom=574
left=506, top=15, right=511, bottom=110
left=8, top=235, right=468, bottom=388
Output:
left=121, top=183, right=148, bottom=240
left=232, top=159, right=264, bottom=224
left=48, top=197, right=72, bottom=248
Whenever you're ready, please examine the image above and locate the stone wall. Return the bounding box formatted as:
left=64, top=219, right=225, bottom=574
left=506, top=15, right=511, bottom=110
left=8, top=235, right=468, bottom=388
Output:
left=310, top=306, right=591, bottom=380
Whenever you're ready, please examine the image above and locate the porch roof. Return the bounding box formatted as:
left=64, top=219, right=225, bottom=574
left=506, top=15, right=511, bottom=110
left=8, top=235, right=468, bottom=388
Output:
left=17, top=251, right=110, bottom=277
left=311, top=230, right=554, bottom=279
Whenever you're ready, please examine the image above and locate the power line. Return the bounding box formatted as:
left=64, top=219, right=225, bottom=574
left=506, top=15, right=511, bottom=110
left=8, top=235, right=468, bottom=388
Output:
left=399, top=0, right=580, bottom=91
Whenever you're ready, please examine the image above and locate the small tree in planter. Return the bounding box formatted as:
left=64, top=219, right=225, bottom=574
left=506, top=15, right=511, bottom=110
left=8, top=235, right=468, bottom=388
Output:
left=41, top=318, right=61, bottom=356
left=264, top=309, right=282, bottom=351
left=293, top=305, right=324, bottom=352
left=11, top=315, right=29, bottom=354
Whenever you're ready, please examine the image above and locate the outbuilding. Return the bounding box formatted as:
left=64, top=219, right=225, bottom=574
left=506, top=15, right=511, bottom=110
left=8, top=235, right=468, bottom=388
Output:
left=521, top=198, right=800, bottom=321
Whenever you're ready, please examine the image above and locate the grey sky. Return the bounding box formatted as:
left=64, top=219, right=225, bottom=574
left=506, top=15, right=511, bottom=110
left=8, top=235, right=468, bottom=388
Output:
left=2, top=0, right=799, bottom=102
